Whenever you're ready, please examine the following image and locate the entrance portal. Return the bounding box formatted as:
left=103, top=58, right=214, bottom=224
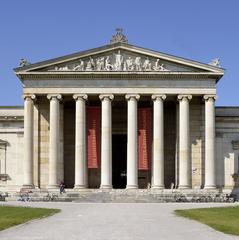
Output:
left=112, top=134, right=127, bottom=188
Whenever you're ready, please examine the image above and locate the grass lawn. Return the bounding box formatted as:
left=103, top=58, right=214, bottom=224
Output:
left=0, top=206, right=60, bottom=231
left=175, top=206, right=239, bottom=236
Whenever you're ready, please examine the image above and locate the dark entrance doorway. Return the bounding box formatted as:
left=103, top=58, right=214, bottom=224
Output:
left=112, top=134, right=127, bottom=188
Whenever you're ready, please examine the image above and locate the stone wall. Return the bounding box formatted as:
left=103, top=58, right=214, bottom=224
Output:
left=190, top=98, right=205, bottom=188
left=215, top=107, right=239, bottom=189
left=0, top=107, right=24, bottom=189
left=37, top=100, right=50, bottom=188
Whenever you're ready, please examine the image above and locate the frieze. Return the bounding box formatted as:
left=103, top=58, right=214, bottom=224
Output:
left=48, top=50, right=169, bottom=72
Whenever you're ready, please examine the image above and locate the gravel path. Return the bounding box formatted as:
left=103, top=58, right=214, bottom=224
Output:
left=0, top=202, right=238, bottom=240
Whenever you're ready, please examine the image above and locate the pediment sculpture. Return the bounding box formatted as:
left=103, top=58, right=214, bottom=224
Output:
left=110, top=28, right=128, bottom=44
left=19, top=58, right=30, bottom=67
left=209, top=58, right=220, bottom=67
left=50, top=50, right=169, bottom=72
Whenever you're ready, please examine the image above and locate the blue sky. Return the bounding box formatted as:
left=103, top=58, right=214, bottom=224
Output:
left=0, top=0, right=238, bottom=106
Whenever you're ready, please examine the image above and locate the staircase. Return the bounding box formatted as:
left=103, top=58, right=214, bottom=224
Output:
left=5, top=188, right=230, bottom=203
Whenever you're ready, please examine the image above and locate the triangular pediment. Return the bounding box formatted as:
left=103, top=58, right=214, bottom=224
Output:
left=14, top=42, right=224, bottom=75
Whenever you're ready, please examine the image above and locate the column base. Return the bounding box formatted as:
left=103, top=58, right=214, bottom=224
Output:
left=74, top=185, right=88, bottom=190
left=178, top=185, right=191, bottom=190
left=22, top=184, right=35, bottom=189
left=152, top=185, right=164, bottom=190
left=100, top=185, right=112, bottom=189
left=204, top=185, right=217, bottom=190
left=47, top=185, right=59, bottom=190
left=126, top=185, right=138, bottom=189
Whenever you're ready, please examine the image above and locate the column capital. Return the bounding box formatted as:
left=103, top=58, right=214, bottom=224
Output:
left=203, top=95, right=217, bottom=102
left=73, top=94, right=88, bottom=101
left=23, top=94, right=36, bottom=101
left=47, top=94, right=62, bottom=101
left=177, top=94, right=192, bottom=101
left=99, top=94, right=114, bottom=101
left=152, top=94, right=166, bottom=101
left=125, top=94, right=140, bottom=101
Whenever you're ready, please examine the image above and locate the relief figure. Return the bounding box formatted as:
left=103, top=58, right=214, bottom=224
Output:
left=105, top=56, right=113, bottom=71
left=126, top=56, right=134, bottom=71
left=153, top=59, right=167, bottom=71
left=135, top=57, right=142, bottom=71
left=73, top=60, right=84, bottom=71
left=86, top=57, right=95, bottom=71
left=96, top=57, right=105, bottom=71
left=143, top=57, right=151, bottom=71
left=114, top=50, right=123, bottom=70
left=58, top=65, right=69, bottom=71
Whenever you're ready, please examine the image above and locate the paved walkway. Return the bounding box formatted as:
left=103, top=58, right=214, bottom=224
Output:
left=0, top=202, right=238, bottom=240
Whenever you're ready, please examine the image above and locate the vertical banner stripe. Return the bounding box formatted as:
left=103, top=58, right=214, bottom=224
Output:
left=87, top=107, right=101, bottom=168
left=138, top=108, right=152, bottom=170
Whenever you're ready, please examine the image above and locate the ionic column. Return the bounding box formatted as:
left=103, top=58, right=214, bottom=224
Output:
left=73, top=94, right=88, bottom=189
left=178, top=95, right=192, bottom=189
left=47, top=94, right=62, bottom=189
left=125, top=94, right=140, bottom=189
left=99, top=94, right=114, bottom=189
left=204, top=95, right=217, bottom=189
left=152, top=94, right=166, bottom=189
left=23, top=94, right=36, bottom=188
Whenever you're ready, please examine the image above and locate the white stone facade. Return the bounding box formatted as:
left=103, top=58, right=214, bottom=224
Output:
left=0, top=41, right=238, bottom=192
left=0, top=107, right=24, bottom=189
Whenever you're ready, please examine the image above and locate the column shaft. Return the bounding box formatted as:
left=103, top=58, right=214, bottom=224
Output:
left=47, top=94, right=62, bottom=188
left=152, top=95, right=166, bottom=189
left=178, top=95, right=192, bottom=189
left=74, top=94, right=88, bottom=189
left=100, top=94, right=114, bottom=189
left=204, top=95, right=216, bottom=189
left=126, top=94, right=140, bottom=189
left=23, top=95, right=35, bottom=188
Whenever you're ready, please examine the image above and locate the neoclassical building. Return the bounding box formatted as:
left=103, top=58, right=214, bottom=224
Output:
left=0, top=31, right=239, bottom=192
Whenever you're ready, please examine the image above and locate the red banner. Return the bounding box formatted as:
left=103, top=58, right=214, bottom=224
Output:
left=87, top=107, right=101, bottom=168
left=138, top=108, right=152, bottom=170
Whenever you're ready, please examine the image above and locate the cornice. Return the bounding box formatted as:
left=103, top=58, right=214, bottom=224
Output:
left=17, top=71, right=223, bottom=81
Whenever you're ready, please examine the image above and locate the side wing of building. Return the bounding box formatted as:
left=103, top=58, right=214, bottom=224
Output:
left=0, top=107, right=24, bottom=190
left=216, top=107, right=239, bottom=189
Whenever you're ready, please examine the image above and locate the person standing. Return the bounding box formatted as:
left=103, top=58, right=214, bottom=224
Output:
left=59, top=181, right=65, bottom=194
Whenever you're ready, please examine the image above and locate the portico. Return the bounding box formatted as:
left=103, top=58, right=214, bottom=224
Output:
left=22, top=92, right=217, bottom=190
left=15, top=31, right=224, bottom=191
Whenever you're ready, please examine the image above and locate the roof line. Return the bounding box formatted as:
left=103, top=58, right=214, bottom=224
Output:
left=0, top=106, right=23, bottom=109
left=14, top=42, right=224, bottom=74
left=216, top=106, right=239, bottom=108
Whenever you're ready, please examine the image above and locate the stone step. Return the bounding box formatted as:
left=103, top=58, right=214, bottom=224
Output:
left=5, top=189, right=237, bottom=203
